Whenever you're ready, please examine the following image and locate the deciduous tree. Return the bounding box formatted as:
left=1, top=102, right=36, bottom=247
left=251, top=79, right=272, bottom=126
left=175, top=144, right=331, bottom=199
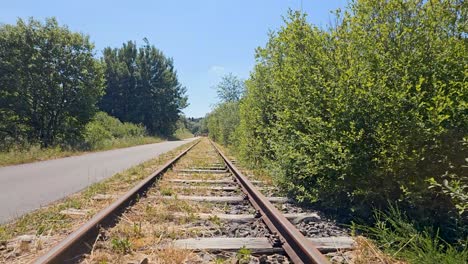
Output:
left=0, top=18, right=104, bottom=148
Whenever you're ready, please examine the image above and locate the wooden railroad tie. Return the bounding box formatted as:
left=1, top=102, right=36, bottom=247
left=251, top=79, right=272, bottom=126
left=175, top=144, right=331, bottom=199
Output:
left=166, top=179, right=265, bottom=185
left=172, top=212, right=320, bottom=223
left=170, top=185, right=275, bottom=191
left=175, top=169, right=228, bottom=174
left=168, top=236, right=355, bottom=253
left=158, top=195, right=291, bottom=203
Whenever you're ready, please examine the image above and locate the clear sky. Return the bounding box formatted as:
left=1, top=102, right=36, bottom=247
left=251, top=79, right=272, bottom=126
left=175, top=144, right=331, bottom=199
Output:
left=1, top=0, right=348, bottom=118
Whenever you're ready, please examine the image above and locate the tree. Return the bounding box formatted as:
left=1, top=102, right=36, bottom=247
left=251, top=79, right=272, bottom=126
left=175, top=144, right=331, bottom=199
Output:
left=0, top=17, right=104, bottom=148
left=207, top=73, right=245, bottom=145
left=99, top=42, right=138, bottom=122
left=207, top=102, right=240, bottom=145
left=215, top=73, right=245, bottom=102
left=100, top=39, right=187, bottom=136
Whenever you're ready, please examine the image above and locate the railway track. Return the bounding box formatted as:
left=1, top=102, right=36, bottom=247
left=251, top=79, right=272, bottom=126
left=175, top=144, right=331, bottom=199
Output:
left=32, top=138, right=354, bottom=264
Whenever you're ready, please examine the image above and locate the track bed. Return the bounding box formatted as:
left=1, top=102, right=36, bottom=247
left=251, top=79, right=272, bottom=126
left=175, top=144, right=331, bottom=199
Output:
left=29, top=138, right=355, bottom=263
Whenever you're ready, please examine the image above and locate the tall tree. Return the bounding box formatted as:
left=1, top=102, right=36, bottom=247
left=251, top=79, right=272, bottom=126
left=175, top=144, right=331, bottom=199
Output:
left=215, top=73, right=245, bottom=103
left=0, top=17, right=104, bottom=148
left=100, top=40, right=187, bottom=136
left=207, top=73, right=244, bottom=145
left=99, top=42, right=138, bottom=121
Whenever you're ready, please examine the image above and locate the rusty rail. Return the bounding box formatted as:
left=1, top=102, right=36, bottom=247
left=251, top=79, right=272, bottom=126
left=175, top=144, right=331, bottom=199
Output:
left=210, top=140, right=330, bottom=264
left=33, top=140, right=199, bottom=264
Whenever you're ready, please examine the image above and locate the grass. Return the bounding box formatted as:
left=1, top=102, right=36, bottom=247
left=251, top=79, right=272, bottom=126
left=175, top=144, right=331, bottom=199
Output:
left=153, top=247, right=196, bottom=263
left=353, top=205, right=468, bottom=264
left=111, top=237, right=132, bottom=254
left=173, top=128, right=194, bottom=140
left=0, top=197, right=85, bottom=241
left=0, top=136, right=163, bottom=167
left=236, top=246, right=252, bottom=264
left=0, top=145, right=74, bottom=167
left=90, top=136, right=163, bottom=151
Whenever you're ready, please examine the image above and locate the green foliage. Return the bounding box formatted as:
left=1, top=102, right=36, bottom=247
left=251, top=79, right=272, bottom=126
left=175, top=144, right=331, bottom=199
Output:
left=236, top=246, right=251, bottom=264
left=183, top=117, right=207, bottom=135
left=354, top=205, right=468, bottom=264
left=0, top=145, right=73, bottom=166
left=173, top=128, right=194, bottom=139
left=207, top=102, right=240, bottom=146
left=84, top=112, right=150, bottom=150
left=207, top=73, right=244, bottom=145
left=215, top=73, right=245, bottom=102
left=111, top=237, right=132, bottom=254
left=172, top=116, right=195, bottom=139
left=0, top=17, right=104, bottom=148
left=99, top=39, right=188, bottom=137
left=234, top=0, right=467, bottom=246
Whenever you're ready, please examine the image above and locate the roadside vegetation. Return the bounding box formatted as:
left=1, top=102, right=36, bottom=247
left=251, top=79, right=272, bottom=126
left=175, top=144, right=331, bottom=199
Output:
left=0, top=112, right=164, bottom=166
left=0, top=18, right=189, bottom=166
left=207, top=0, right=467, bottom=263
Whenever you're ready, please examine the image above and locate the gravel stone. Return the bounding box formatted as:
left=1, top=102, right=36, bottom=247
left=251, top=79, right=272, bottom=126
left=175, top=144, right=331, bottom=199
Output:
left=196, top=252, right=291, bottom=263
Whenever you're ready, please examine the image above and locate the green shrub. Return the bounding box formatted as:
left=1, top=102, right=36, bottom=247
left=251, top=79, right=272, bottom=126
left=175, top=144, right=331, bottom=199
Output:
left=207, top=102, right=240, bottom=146
left=235, top=0, right=467, bottom=244
left=173, top=128, right=194, bottom=139
left=84, top=121, right=113, bottom=149
left=84, top=112, right=148, bottom=150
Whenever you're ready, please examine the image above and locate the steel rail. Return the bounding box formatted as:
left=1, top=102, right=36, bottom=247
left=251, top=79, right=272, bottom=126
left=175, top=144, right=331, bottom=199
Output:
left=33, top=140, right=200, bottom=264
left=210, top=140, right=330, bottom=264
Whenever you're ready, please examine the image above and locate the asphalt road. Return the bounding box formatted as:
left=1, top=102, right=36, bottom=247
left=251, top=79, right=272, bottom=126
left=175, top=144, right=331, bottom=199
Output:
left=0, top=138, right=197, bottom=224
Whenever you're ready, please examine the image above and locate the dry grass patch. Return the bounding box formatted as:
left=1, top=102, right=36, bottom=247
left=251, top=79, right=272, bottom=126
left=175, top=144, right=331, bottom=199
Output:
left=152, top=247, right=198, bottom=264
left=83, top=194, right=215, bottom=263
left=81, top=138, right=251, bottom=263
left=174, top=140, right=223, bottom=169
left=350, top=236, right=406, bottom=264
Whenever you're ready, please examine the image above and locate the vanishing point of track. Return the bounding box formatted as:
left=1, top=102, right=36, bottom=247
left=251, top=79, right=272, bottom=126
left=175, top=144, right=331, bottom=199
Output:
left=33, top=138, right=334, bottom=264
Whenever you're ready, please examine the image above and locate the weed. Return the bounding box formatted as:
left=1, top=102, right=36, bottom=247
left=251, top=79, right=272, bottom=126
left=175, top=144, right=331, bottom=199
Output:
left=63, top=198, right=82, bottom=209
left=213, top=257, right=227, bottom=264
left=354, top=205, right=468, bottom=264
left=111, top=237, right=132, bottom=254
left=236, top=246, right=252, bottom=264
left=0, top=226, right=7, bottom=241
left=83, top=182, right=109, bottom=199
left=208, top=215, right=222, bottom=226
left=133, top=222, right=142, bottom=238
left=160, top=187, right=174, bottom=196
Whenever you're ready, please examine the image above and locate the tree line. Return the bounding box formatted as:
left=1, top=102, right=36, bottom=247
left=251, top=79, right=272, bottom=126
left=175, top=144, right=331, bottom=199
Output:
left=0, top=18, right=187, bottom=150
left=207, top=73, right=244, bottom=144
left=207, top=0, right=467, bottom=249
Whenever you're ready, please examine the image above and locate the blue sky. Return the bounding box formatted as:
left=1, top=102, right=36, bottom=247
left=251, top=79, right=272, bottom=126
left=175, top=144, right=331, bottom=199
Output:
left=1, top=0, right=348, bottom=117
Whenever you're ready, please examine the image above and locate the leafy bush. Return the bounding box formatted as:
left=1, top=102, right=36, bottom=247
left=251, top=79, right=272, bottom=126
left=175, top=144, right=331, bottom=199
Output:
left=84, top=112, right=148, bottom=150
left=207, top=102, right=240, bottom=146
left=173, top=128, right=194, bottom=139
left=235, top=0, right=467, bottom=243
left=83, top=120, right=113, bottom=150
